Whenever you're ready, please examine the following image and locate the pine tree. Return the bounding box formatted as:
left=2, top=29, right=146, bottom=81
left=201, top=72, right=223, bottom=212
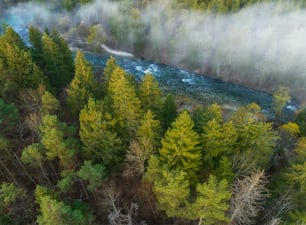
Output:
left=123, top=111, right=161, bottom=177
left=0, top=99, right=19, bottom=135
left=231, top=103, right=279, bottom=169
left=108, top=67, right=142, bottom=134
left=35, top=186, right=93, bottom=225
left=66, top=51, right=96, bottom=116
left=153, top=167, right=190, bottom=217
left=136, top=110, right=161, bottom=149
left=139, top=73, right=162, bottom=112
left=193, top=103, right=223, bottom=133
left=40, top=91, right=60, bottom=115
left=161, top=94, right=177, bottom=131
left=202, top=119, right=237, bottom=159
left=272, top=86, right=291, bottom=118
left=0, top=37, right=46, bottom=101
left=40, top=114, right=79, bottom=169
left=103, top=56, right=118, bottom=89
left=185, top=175, right=231, bottom=225
left=42, top=32, right=74, bottom=90
left=77, top=160, right=107, bottom=192
left=0, top=26, right=27, bottom=51
left=29, top=26, right=43, bottom=67
left=159, top=111, right=201, bottom=180
left=79, top=98, right=123, bottom=171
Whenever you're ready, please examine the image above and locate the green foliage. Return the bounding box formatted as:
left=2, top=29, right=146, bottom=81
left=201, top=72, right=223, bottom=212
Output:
left=41, top=31, right=74, bottom=90
left=0, top=27, right=47, bottom=101
left=0, top=182, right=24, bottom=209
left=136, top=110, right=161, bottom=149
left=161, top=94, right=177, bottom=131
left=159, top=111, right=201, bottom=180
left=202, top=119, right=237, bottom=159
left=79, top=98, right=123, bottom=170
left=0, top=99, right=18, bottom=134
left=272, top=86, right=291, bottom=117
left=87, top=24, right=106, bottom=51
left=77, top=160, right=107, bottom=191
left=108, top=67, right=142, bottom=133
left=193, top=103, right=223, bottom=133
left=153, top=167, right=190, bottom=217
left=35, top=186, right=93, bottom=225
left=66, top=51, right=97, bottom=116
left=231, top=103, right=279, bottom=169
left=29, top=26, right=43, bottom=66
left=0, top=26, right=27, bottom=51
left=58, top=170, right=76, bottom=193
left=103, top=56, right=118, bottom=90
left=40, top=91, right=60, bottom=115
left=21, top=143, right=44, bottom=168
left=185, top=175, right=231, bottom=225
left=139, top=73, right=162, bottom=112
left=295, top=107, right=306, bottom=136
left=40, top=114, right=79, bottom=168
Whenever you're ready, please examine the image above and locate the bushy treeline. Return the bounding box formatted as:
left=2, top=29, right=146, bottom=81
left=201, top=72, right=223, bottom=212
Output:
left=0, top=25, right=306, bottom=225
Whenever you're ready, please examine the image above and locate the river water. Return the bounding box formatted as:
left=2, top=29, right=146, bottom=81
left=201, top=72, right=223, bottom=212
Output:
left=0, top=12, right=298, bottom=120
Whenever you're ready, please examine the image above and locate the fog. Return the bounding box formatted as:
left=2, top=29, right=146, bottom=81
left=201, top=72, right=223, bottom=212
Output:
left=4, top=0, right=306, bottom=100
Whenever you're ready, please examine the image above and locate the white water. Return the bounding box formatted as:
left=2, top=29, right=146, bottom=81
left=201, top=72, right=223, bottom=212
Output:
left=101, top=44, right=134, bottom=57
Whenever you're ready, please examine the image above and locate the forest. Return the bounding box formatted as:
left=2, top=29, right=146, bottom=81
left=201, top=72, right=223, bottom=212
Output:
left=1, top=0, right=306, bottom=225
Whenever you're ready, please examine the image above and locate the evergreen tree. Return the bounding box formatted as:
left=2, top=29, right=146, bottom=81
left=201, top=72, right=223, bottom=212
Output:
left=66, top=51, right=96, bottom=116
left=272, top=86, right=291, bottom=118
left=136, top=110, right=161, bottom=149
left=161, top=94, right=177, bottom=131
left=0, top=35, right=46, bottom=101
left=153, top=167, right=190, bottom=217
left=0, top=26, right=27, bottom=51
left=29, top=26, right=43, bottom=66
left=0, top=99, right=19, bottom=135
left=231, top=103, right=279, bottom=169
left=41, top=32, right=74, bottom=90
left=108, top=67, right=142, bottom=134
left=139, top=73, right=162, bottom=112
left=35, top=186, right=93, bottom=225
left=159, top=111, right=201, bottom=180
left=202, top=119, right=237, bottom=174
left=185, top=175, right=231, bottom=225
left=193, top=103, right=223, bottom=133
left=40, top=91, right=60, bottom=115
left=77, top=160, right=107, bottom=192
left=123, top=110, right=161, bottom=177
left=40, top=114, right=79, bottom=169
left=103, top=56, right=118, bottom=89
left=79, top=98, right=123, bottom=171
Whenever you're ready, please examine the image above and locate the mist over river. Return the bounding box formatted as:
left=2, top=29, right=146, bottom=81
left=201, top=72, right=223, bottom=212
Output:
left=0, top=10, right=299, bottom=121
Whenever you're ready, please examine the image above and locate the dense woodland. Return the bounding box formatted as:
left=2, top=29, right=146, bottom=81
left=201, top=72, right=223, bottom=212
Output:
left=1, top=0, right=306, bottom=225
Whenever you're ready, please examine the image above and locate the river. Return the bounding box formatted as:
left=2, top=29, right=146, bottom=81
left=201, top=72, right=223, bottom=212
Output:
left=0, top=11, right=298, bottom=121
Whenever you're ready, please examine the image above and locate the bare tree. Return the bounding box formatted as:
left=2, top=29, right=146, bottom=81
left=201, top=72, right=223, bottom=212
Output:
left=230, top=170, right=270, bottom=225
left=123, top=139, right=152, bottom=178
left=264, top=217, right=282, bottom=225
left=262, top=191, right=292, bottom=224
left=102, top=183, right=140, bottom=225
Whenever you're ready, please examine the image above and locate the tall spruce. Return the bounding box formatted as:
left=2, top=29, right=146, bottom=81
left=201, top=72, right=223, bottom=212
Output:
left=66, top=51, right=96, bottom=117
left=159, top=110, right=201, bottom=180
left=139, top=73, right=162, bottom=112
left=108, top=67, right=142, bottom=134
left=41, top=32, right=74, bottom=90
left=79, top=98, right=123, bottom=171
